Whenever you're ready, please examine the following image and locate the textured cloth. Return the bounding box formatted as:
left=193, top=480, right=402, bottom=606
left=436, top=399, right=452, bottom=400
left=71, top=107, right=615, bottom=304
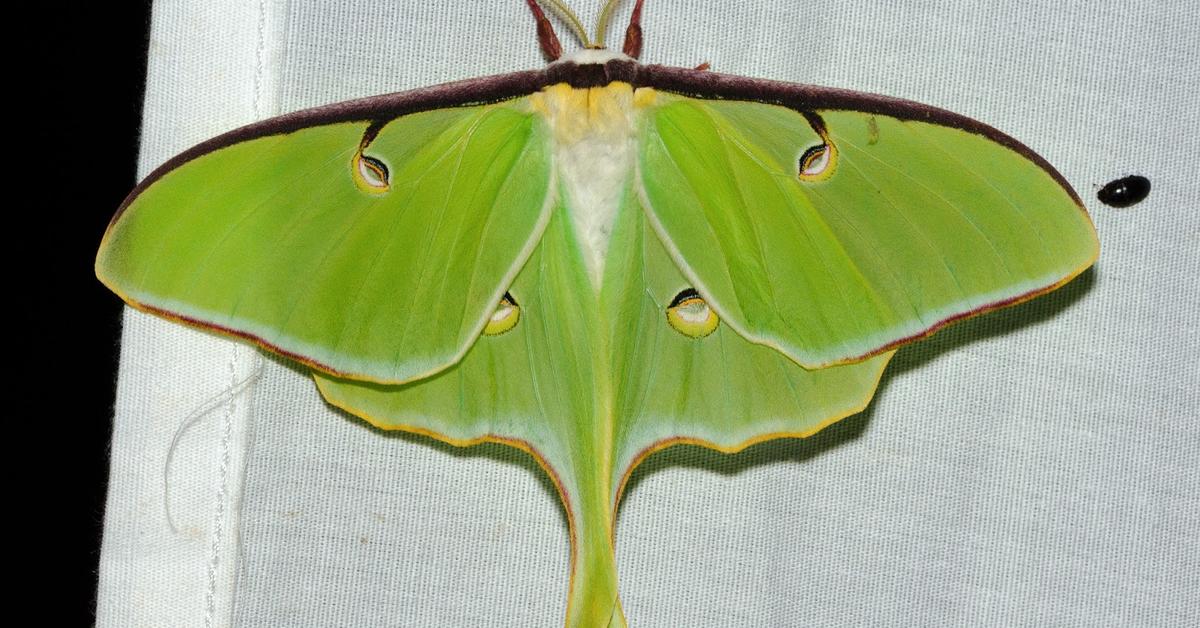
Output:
left=97, top=1, right=1199, bottom=626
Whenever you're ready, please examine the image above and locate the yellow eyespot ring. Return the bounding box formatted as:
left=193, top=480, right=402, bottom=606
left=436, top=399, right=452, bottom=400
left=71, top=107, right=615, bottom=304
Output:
left=797, top=142, right=836, bottom=181
left=353, top=152, right=390, bottom=193
left=666, top=288, right=719, bottom=338
left=483, top=292, right=520, bottom=336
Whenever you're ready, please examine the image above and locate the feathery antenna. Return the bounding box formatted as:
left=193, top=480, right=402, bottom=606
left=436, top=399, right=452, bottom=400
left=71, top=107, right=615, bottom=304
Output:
left=621, top=0, right=645, bottom=59
left=528, top=0, right=645, bottom=58
left=526, top=0, right=564, bottom=60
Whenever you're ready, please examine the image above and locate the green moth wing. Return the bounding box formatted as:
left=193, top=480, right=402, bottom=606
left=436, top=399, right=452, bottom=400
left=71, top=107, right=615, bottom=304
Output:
left=97, top=77, right=554, bottom=384
left=636, top=71, right=1099, bottom=369
left=95, top=28, right=1100, bottom=624
left=315, top=187, right=892, bottom=626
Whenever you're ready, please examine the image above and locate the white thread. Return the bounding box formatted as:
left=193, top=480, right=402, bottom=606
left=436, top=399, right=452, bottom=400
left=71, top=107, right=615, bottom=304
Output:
left=252, top=0, right=267, bottom=120
left=163, top=364, right=262, bottom=533
left=202, top=4, right=270, bottom=624
left=203, top=351, right=240, bottom=628
left=227, top=358, right=260, bottom=616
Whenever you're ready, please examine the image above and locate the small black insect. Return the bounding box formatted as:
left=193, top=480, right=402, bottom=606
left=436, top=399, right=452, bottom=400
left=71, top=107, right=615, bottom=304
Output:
left=1097, top=175, right=1151, bottom=208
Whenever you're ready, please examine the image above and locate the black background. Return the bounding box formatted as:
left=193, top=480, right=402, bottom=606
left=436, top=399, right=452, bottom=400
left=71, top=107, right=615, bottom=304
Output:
left=32, top=2, right=152, bottom=624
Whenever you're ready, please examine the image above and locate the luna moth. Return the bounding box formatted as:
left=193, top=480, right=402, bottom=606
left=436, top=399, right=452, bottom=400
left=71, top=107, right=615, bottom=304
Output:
left=96, top=0, right=1099, bottom=625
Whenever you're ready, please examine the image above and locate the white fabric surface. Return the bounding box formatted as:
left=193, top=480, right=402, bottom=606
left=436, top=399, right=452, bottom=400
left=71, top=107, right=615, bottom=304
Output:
left=98, top=1, right=1200, bottom=626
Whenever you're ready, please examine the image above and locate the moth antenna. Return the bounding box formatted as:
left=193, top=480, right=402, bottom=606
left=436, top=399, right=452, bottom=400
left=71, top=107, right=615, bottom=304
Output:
left=622, top=0, right=646, bottom=58
left=594, top=0, right=619, bottom=46
left=526, top=0, right=563, bottom=60
left=531, top=0, right=592, bottom=52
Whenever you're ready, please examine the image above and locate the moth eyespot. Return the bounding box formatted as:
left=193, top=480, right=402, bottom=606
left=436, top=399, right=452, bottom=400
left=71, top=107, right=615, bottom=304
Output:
left=483, top=292, right=520, bottom=336
left=797, top=143, right=836, bottom=181
left=353, top=153, right=390, bottom=192
left=666, top=288, right=719, bottom=338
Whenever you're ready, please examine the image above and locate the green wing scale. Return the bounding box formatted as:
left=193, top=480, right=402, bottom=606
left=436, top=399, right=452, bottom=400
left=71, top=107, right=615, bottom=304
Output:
left=639, top=91, right=1098, bottom=369
left=317, top=188, right=891, bottom=625
left=97, top=58, right=1097, bottom=628
left=98, top=93, right=553, bottom=384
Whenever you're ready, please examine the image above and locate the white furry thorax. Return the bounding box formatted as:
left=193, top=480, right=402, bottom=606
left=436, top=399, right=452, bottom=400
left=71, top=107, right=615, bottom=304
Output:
left=555, top=48, right=635, bottom=65
left=530, top=77, right=657, bottom=287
